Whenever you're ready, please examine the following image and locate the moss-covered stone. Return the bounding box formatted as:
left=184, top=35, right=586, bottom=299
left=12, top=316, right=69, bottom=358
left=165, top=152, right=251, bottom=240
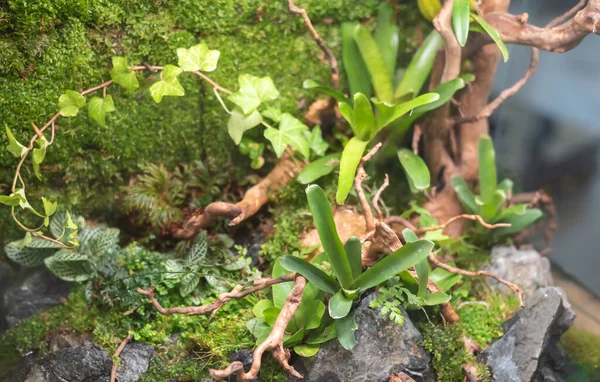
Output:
left=0, top=0, right=396, bottom=243
left=559, top=327, right=600, bottom=376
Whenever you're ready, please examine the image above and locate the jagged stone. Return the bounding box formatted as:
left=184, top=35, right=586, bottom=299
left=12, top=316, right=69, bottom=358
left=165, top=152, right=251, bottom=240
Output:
left=292, top=294, right=434, bottom=382
left=484, top=287, right=575, bottom=382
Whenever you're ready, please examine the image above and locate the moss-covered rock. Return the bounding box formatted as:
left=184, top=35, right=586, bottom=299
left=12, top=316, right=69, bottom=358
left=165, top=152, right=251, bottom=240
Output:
left=0, top=0, right=396, bottom=242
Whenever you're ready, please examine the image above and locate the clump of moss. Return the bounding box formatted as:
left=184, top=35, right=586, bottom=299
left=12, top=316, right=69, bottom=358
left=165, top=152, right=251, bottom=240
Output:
left=559, top=327, right=600, bottom=376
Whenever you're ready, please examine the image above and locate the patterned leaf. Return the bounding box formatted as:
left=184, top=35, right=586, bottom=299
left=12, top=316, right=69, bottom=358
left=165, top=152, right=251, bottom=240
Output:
left=4, top=238, right=60, bottom=267
left=44, top=250, right=91, bottom=282
left=180, top=273, right=201, bottom=297
left=187, top=231, right=208, bottom=265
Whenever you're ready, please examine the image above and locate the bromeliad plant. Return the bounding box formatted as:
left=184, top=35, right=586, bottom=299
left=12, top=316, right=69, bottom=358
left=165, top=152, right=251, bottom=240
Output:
left=452, top=136, right=543, bottom=236
left=279, top=184, right=434, bottom=350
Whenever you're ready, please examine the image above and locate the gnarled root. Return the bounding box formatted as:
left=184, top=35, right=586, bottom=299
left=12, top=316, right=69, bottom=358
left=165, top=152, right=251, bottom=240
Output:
left=209, top=276, right=307, bottom=381
left=110, top=333, right=133, bottom=382
left=174, top=151, right=302, bottom=238
left=137, top=273, right=296, bottom=319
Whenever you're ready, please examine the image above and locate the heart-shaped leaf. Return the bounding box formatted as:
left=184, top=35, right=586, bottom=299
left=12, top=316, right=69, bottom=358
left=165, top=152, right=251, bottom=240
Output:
left=88, top=95, right=116, bottom=127
left=109, top=57, right=139, bottom=91
left=58, top=90, right=86, bottom=117
left=227, top=107, right=262, bottom=145
left=336, top=137, right=369, bottom=205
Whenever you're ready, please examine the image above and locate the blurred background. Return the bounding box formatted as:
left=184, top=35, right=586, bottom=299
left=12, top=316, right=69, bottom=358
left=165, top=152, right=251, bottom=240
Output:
left=491, top=0, right=600, bottom=332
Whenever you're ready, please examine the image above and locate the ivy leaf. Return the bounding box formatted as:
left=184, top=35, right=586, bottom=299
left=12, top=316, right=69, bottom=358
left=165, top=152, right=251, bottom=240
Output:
left=88, top=95, right=116, bottom=127
left=261, top=107, right=282, bottom=123
left=149, top=65, right=185, bottom=103
left=304, top=125, right=329, bottom=157
left=42, top=197, right=57, bottom=227
left=264, top=113, right=310, bottom=158
left=228, top=74, right=279, bottom=115
left=5, top=126, right=27, bottom=158
left=12, top=189, right=44, bottom=217
left=109, top=57, right=139, bottom=92
left=32, top=138, right=49, bottom=180
left=177, top=43, right=220, bottom=72
left=227, top=107, right=262, bottom=145
left=58, top=90, right=86, bottom=117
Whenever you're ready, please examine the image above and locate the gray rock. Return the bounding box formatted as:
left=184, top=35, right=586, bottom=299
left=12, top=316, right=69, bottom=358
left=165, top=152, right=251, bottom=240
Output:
left=2, top=268, right=71, bottom=328
left=483, top=287, right=575, bottom=382
left=116, top=342, right=154, bottom=382
left=293, top=294, right=433, bottom=382
left=227, top=350, right=257, bottom=382
left=488, top=246, right=553, bottom=297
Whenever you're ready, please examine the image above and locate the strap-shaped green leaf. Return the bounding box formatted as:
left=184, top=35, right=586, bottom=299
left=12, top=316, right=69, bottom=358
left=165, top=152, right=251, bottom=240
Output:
left=470, top=13, right=509, bottom=62
left=352, top=240, right=434, bottom=293
left=415, top=258, right=430, bottom=299
left=306, top=184, right=354, bottom=289
left=329, top=289, right=353, bottom=319
left=303, top=80, right=349, bottom=104
left=374, top=92, right=440, bottom=131
left=345, top=236, right=362, bottom=279
left=429, top=267, right=462, bottom=292
left=494, top=208, right=543, bottom=236
left=280, top=255, right=339, bottom=294
left=395, top=30, right=443, bottom=98
left=374, top=3, right=399, bottom=80
left=478, top=136, right=497, bottom=205
left=352, top=93, right=376, bottom=140
left=452, top=0, right=470, bottom=47
left=336, top=310, right=357, bottom=350
left=402, top=228, right=419, bottom=243
left=336, top=137, right=368, bottom=205
left=298, top=152, right=342, bottom=185
left=423, top=291, right=451, bottom=306
left=397, top=148, right=431, bottom=192
left=451, top=176, right=479, bottom=214
left=352, top=24, right=393, bottom=103
left=342, top=22, right=371, bottom=98
left=272, top=257, right=294, bottom=308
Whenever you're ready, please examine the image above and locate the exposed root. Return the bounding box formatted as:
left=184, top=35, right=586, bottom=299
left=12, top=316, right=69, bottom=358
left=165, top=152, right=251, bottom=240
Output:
left=209, top=276, right=307, bottom=381
left=175, top=151, right=302, bottom=238
left=372, top=174, right=389, bottom=220
left=455, top=47, right=539, bottom=124
left=354, top=143, right=383, bottom=232
left=384, top=215, right=418, bottom=232
left=110, top=333, right=133, bottom=382
left=137, top=274, right=296, bottom=318
left=415, top=214, right=511, bottom=234
left=288, top=0, right=339, bottom=88
left=428, top=252, right=525, bottom=307
left=412, top=124, right=422, bottom=155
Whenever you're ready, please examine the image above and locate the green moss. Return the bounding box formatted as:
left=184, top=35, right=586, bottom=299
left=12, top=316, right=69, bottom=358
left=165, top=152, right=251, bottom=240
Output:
left=560, top=327, right=600, bottom=375
left=0, top=0, right=393, bottom=243
left=419, top=291, right=519, bottom=381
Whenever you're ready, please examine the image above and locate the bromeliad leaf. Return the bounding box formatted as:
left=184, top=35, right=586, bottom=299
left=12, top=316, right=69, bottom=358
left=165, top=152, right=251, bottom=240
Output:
left=352, top=240, right=434, bottom=293
left=451, top=176, right=479, bottom=213
left=227, top=107, right=262, bottom=145
left=478, top=136, right=497, bottom=205
left=177, top=43, right=220, bottom=72
left=149, top=65, right=185, bottom=103
left=336, top=310, right=357, bottom=350
left=374, top=92, right=440, bottom=131
left=352, top=24, right=393, bottom=103
left=306, top=185, right=354, bottom=289
left=398, top=149, right=431, bottom=192
left=395, top=30, right=443, bottom=98
left=303, top=80, right=349, bottom=104
left=494, top=208, right=543, bottom=236
left=352, top=93, right=376, bottom=141
left=470, top=13, right=509, bottom=62
left=345, top=236, right=363, bottom=279
left=109, top=57, right=139, bottom=91
left=342, top=22, right=372, bottom=98
left=374, top=2, right=399, bottom=79
left=452, top=0, right=470, bottom=46
left=228, top=74, right=279, bottom=115
left=336, top=137, right=368, bottom=205
left=280, top=255, right=338, bottom=294
left=329, top=289, right=353, bottom=319
left=264, top=113, right=310, bottom=158
left=298, top=153, right=341, bottom=184
left=58, top=90, right=86, bottom=117
left=5, top=126, right=27, bottom=158
left=88, top=95, right=116, bottom=127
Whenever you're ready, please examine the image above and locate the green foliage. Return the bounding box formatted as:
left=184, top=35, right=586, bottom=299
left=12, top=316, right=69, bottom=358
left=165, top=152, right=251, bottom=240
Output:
left=397, top=148, right=430, bottom=192
left=560, top=328, right=600, bottom=376
left=451, top=136, right=543, bottom=236
left=120, top=160, right=230, bottom=230
left=149, top=65, right=185, bottom=103
left=88, top=95, right=116, bottom=126
left=470, top=13, right=509, bottom=62
left=396, top=30, right=443, bottom=98
left=109, top=57, right=140, bottom=92
left=58, top=90, right=86, bottom=117
left=452, top=0, right=470, bottom=47
left=264, top=113, right=310, bottom=159
left=176, top=43, right=220, bottom=72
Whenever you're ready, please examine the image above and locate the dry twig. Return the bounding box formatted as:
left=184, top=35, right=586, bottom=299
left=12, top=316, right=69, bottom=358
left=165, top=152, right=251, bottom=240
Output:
left=372, top=174, right=389, bottom=220
left=287, top=0, right=339, bottom=88
left=110, top=333, right=133, bottom=382
left=209, top=276, right=307, bottom=381
left=137, top=274, right=296, bottom=319
left=433, top=0, right=462, bottom=83
left=428, top=252, right=525, bottom=307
